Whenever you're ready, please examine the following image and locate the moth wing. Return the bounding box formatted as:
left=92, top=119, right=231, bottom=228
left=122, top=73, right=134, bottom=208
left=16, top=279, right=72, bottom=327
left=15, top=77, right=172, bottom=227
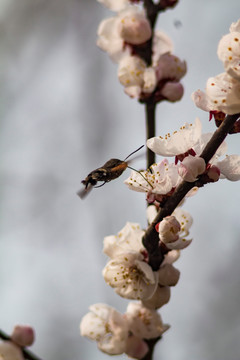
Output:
left=76, top=184, right=93, bottom=199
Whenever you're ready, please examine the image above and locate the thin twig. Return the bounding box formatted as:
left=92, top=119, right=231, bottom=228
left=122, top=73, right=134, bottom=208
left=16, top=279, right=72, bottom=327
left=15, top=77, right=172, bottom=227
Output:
left=146, top=103, right=156, bottom=167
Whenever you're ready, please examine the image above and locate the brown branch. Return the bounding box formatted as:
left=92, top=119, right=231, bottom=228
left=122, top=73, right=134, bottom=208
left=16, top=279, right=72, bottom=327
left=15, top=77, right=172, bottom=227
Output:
left=146, top=103, right=156, bottom=167
left=142, top=112, right=240, bottom=270
left=0, top=330, right=42, bottom=360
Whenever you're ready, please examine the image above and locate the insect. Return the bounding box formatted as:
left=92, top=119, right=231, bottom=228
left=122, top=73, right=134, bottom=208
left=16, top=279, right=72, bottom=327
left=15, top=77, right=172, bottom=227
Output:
left=77, top=145, right=145, bottom=199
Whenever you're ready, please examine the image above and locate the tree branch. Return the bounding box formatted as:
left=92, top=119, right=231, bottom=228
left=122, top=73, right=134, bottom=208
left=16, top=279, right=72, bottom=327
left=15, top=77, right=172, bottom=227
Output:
left=142, top=112, right=240, bottom=270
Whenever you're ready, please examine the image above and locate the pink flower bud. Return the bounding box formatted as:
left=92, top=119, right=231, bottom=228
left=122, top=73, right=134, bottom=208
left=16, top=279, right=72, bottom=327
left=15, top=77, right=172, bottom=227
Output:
left=11, top=325, right=35, bottom=347
left=158, top=216, right=180, bottom=244
left=119, top=14, right=152, bottom=45
left=206, top=165, right=220, bottom=182
left=125, top=335, right=149, bottom=359
left=142, top=285, right=171, bottom=309
left=178, top=155, right=206, bottom=182
left=158, top=264, right=180, bottom=286
left=161, top=82, right=184, bottom=102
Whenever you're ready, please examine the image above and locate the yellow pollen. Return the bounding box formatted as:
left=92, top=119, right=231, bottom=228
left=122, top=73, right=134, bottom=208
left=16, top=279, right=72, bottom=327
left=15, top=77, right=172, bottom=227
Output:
left=234, top=37, right=239, bottom=42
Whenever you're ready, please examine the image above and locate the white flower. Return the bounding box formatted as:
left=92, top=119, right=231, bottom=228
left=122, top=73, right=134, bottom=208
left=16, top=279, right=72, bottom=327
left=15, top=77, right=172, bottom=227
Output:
left=80, top=303, right=129, bottom=355
left=215, top=154, right=240, bottom=181
left=0, top=342, right=24, bottom=360
left=124, top=159, right=180, bottom=195
left=147, top=117, right=202, bottom=157
left=125, top=302, right=169, bottom=339
left=97, top=7, right=151, bottom=62
left=192, top=73, right=240, bottom=115
left=97, top=17, right=127, bottom=62
left=118, top=55, right=157, bottom=98
left=217, top=19, right=240, bottom=81
left=97, top=0, right=130, bottom=11
left=103, top=222, right=145, bottom=258
left=178, top=155, right=206, bottom=182
left=103, top=252, right=158, bottom=300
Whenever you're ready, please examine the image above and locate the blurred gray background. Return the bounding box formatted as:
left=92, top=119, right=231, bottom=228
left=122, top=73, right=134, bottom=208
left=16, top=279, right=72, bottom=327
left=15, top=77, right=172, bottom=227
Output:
left=1, top=0, right=240, bottom=359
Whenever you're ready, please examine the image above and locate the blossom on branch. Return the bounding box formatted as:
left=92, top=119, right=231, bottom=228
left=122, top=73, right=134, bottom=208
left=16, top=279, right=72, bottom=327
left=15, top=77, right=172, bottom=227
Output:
left=118, top=55, right=157, bottom=98
left=192, top=73, right=240, bottom=115
left=103, top=251, right=158, bottom=300
left=125, top=302, right=170, bottom=339
left=124, top=158, right=180, bottom=198
left=178, top=155, right=206, bottom=182
left=217, top=19, right=240, bottom=81
left=147, top=117, right=202, bottom=157
left=103, top=221, right=145, bottom=257
left=80, top=304, right=129, bottom=355
left=155, top=207, right=193, bottom=250
left=97, top=6, right=151, bottom=61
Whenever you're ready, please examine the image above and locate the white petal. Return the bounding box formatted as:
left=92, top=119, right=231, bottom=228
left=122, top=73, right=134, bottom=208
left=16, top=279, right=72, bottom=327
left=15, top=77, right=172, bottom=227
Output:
left=103, top=222, right=144, bottom=258
left=0, top=342, right=24, bottom=360
left=143, top=67, right=157, bottom=93
left=146, top=205, right=158, bottom=224
left=97, top=17, right=124, bottom=61
left=103, top=253, right=157, bottom=300
left=125, top=302, right=169, bottom=339
left=165, top=238, right=192, bottom=250
left=152, top=30, right=174, bottom=66
left=206, top=73, right=240, bottom=115
left=216, top=154, right=240, bottom=181
left=191, top=89, right=212, bottom=112
left=97, top=0, right=129, bottom=11
left=124, top=85, right=142, bottom=98
left=173, top=207, right=193, bottom=233
left=147, top=118, right=202, bottom=156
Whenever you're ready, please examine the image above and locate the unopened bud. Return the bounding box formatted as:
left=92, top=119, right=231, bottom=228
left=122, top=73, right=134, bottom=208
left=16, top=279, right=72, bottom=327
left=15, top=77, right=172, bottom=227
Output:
left=157, top=216, right=180, bottom=244
left=206, top=165, right=220, bottom=182
left=119, top=14, right=152, bottom=45
left=11, top=325, right=35, bottom=347
left=178, top=155, right=206, bottom=182
left=161, top=81, right=184, bottom=102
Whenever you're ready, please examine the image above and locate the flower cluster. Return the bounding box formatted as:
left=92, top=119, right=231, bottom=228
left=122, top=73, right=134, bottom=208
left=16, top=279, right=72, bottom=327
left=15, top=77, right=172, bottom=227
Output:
left=80, top=302, right=169, bottom=358
left=97, top=0, right=186, bottom=102
left=80, top=221, right=187, bottom=357
left=192, top=19, right=240, bottom=118
left=125, top=117, right=240, bottom=205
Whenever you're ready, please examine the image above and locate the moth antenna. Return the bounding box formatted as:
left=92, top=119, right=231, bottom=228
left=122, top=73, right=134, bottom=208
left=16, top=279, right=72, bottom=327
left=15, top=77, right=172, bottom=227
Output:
left=124, top=145, right=144, bottom=162
left=127, top=165, right=154, bottom=189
